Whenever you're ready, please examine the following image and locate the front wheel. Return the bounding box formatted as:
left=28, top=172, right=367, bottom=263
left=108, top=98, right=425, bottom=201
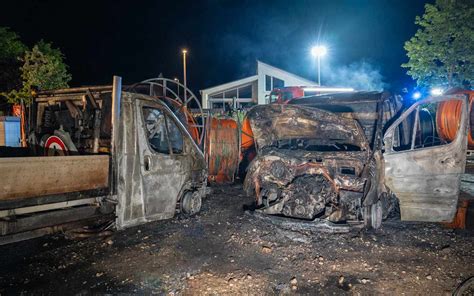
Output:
left=181, top=191, right=202, bottom=216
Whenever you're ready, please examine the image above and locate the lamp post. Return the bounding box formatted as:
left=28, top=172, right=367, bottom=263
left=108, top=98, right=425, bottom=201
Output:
left=311, top=45, right=327, bottom=86
left=182, top=49, right=187, bottom=100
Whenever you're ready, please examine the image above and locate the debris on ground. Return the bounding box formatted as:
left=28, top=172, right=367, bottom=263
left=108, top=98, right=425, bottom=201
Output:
left=0, top=184, right=472, bottom=295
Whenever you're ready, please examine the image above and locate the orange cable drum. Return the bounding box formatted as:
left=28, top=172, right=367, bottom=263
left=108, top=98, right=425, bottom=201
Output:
left=205, top=118, right=239, bottom=183
left=436, top=92, right=474, bottom=149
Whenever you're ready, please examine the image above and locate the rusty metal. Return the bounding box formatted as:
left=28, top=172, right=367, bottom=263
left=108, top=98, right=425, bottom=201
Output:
left=244, top=104, right=371, bottom=222
left=206, top=117, right=240, bottom=183
left=245, top=92, right=469, bottom=227
left=289, top=91, right=402, bottom=150
left=37, top=85, right=113, bottom=95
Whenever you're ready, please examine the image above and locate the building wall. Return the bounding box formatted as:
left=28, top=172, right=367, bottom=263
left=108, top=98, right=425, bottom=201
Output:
left=200, top=61, right=315, bottom=108
left=256, top=61, right=315, bottom=104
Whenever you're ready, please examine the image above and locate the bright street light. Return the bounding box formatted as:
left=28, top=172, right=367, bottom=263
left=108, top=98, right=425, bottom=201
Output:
left=311, top=45, right=327, bottom=58
left=311, top=45, right=327, bottom=86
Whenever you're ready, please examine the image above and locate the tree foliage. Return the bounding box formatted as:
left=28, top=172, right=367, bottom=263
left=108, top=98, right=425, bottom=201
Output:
left=0, top=27, right=27, bottom=93
left=21, top=40, right=71, bottom=95
left=1, top=37, right=71, bottom=104
left=402, top=0, right=474, bottom=89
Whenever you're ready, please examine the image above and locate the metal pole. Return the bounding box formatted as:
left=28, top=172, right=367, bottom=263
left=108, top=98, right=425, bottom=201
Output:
left=183, top=50, right=187, bottom=101
left=317, top=55, right=321, bottom=86
left=111, top=75, right=122, bottom=195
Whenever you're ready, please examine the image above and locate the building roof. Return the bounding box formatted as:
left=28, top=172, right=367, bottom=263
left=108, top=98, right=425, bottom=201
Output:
left=200, top=61, right=316, bottom=95
left=200, top=75, right=258, bottom=95
left=256, top=60, right=316, bottom=86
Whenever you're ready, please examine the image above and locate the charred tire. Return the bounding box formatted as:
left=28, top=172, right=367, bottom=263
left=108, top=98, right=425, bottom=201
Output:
left=181, top=191, right=202, bottom=216
left=453, top=276, right=474, bottom=296
left=364, top=200, right=382, bottom=229
left=380, top=192, right=400, bottom=220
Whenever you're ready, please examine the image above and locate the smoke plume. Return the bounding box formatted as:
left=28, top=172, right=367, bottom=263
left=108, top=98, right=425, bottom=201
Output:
left=324, top=61, right=387, bottom=91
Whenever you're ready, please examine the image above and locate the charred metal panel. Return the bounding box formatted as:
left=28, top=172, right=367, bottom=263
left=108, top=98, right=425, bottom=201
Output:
left=244, top=104, right=370, bottom=223
left=289, top=92, right=403, bottom=149
left=115, top=93, right=207, bottom=229
left=383, top=95, right=468, bottom=222
left=0, top=155, right=109, bottom=200
left=246, top=104, right=369, bottom=152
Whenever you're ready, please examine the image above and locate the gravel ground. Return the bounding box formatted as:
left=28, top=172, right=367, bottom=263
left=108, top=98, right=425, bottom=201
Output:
left=0, top=184, right=473, bottom=295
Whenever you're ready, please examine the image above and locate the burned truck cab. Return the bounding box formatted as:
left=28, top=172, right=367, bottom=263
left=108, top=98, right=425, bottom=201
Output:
left=0, top=77, right=207, bottom=244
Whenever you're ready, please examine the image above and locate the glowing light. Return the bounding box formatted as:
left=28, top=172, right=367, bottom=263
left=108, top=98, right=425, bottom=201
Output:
left=412, top=91, right=422, bottom=100
left=182, top=49, right=188, bottom=54
left=304, top=87, right=354, bottom=92
left=430, top=88, right=443, bottom=96
left=311, top=45, right=327, bottom=58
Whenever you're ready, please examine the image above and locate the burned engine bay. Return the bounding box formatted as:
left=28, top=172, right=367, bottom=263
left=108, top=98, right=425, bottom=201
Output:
left=244, top=104, right=380, bottom=224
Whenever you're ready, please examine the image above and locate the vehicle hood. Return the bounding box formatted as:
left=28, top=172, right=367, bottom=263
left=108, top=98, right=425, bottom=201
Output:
left=246, top=104, right=370, bottom=152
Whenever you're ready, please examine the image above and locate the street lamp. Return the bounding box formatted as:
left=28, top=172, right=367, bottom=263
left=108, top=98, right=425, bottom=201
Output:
left=311, top=45, right=327, bottom=86
left=182, top=49, right=188, bottom=100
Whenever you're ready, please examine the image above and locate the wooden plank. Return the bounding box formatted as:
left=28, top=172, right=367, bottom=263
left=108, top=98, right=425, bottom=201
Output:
left=0, top=155, right=109, bottom=200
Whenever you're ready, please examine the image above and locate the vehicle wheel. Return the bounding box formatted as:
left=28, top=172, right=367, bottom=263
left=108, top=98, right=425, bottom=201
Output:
left=181, top=191, right=202, bottom=216
left=364, top=200, right=382, bottom=229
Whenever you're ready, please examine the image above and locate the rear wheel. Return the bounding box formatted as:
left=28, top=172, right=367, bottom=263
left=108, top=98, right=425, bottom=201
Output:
left=364, top=200, right=382, bottom=229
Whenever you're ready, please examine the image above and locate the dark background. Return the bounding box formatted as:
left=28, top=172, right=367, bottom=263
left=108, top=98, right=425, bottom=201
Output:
left=1, top=0, right=432, bottom=95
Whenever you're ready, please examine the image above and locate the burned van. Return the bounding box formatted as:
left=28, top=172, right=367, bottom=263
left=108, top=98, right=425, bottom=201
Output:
left=244, top=92, right=469, bottom=228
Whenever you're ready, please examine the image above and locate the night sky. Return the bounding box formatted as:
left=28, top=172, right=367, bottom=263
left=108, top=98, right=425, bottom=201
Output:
left=2, top=0, right=432, bottom=94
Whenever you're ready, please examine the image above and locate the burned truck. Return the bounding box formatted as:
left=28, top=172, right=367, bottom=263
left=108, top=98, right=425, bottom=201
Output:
left=244, top=92, right=469, bottom=228
left=0, top=77, right=207, bottom=244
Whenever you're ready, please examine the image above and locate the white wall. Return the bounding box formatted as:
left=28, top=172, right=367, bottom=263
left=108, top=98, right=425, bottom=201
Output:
left=256, top=61, right=315, bottom=104
left=201, top=61, right=316, bottom=107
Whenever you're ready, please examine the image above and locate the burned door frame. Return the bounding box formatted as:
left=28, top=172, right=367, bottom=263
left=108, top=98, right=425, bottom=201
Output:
left=116, top=93, right=199, bottom=229
left=382, top=94, right=469, bottom=222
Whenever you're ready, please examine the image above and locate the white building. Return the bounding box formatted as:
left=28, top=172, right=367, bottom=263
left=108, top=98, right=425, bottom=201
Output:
left=200, top=60, right=316, bottom=109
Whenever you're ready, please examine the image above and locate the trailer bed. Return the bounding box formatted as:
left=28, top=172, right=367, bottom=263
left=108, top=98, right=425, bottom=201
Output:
left=0, top=155, right=109, bottom=201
